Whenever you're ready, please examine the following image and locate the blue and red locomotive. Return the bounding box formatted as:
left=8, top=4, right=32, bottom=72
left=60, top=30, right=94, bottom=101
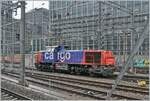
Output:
left=34, top=45, right=116, bottom=76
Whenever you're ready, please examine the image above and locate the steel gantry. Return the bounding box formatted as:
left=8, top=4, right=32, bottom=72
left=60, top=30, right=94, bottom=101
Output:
left=106, top=20, right=149, bottom=99
left=101, top=1, right=149, bottom=99
left=19, top=1, right=28, bottom=86
left=0, top=1, right=2, bottom=70
left=86, top=0, right=148, bottom=99
left=1, top=1, right=28, bottom=86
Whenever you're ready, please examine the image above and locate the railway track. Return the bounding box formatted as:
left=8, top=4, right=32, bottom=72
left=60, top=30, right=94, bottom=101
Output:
left=2, top=70, right=149, bottom=100
left=1, top=88, right=32, bottom=100
left=27, top=68, right=149, bottom=83
left=26, top=71, right=149, bottom=95
left=27, top=71, right=149, bottom=98
left=28, top=75, right=147, bottom=100
left=3, top=65, right=149, bottom=83
left=122, top=76, right=149, bottom=84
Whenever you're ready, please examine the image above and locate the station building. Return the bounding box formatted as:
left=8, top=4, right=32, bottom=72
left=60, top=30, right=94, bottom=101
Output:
left=1, top=3, right=49, bottom=54
left=47, top=0, right=149, bottom=58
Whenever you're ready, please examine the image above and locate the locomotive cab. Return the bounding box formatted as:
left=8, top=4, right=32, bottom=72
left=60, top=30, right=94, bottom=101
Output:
left=83, top=50, right=115, bottom=76
left=101, top=50, right=115, bottom=66
left=83, top=50, right=115, bottom=66
left=85, top=51, right=101, bottom=64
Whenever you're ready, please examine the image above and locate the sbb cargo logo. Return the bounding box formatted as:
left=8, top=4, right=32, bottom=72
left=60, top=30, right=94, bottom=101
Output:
left=44, top=51, right=71, bottom=62
left=58, top=52, right=71, bottom=62
left=44, top=52, right=54, bottom=60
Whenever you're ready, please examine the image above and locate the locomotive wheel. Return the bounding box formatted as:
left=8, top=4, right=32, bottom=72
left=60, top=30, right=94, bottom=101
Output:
left=70, top=71, right=76, bottom=75
left=88, top=68, right=95, bottom=77
left=74, top=67, right=81, bottom=75
left=76, top=70, right=81, bottom=75
left=36, top=65, right=43, bottom=71
left=102, top=72, right=108, bottom=77
left=102, top=70, right=110, bottom=77
left=69, top=67, right=74, bottom=74
left=51, top=69, right=55, bottom=72
left=89, top=72, right=95, bottom=77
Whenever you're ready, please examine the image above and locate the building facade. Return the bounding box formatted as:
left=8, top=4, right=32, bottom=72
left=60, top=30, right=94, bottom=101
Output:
left=47, top=0, right=149, bottom=57
left=26, top=8, right=49, bottom=39
left=1, top=2, right=49, bottom=54
left=26, top=8, right=49, bottom=51
left=1, top=1, right=16, bottom=55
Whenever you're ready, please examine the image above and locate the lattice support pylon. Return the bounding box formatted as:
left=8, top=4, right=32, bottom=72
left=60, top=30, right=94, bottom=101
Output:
left=106, top=21, right=149, bottom=99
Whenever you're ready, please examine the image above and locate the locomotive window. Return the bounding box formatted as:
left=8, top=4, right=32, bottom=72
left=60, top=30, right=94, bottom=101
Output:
left=85, top=53, right=93, bottom=63
left=85, top=52, right=101, bottom=63
left=94, top=52, right=100, bottom=63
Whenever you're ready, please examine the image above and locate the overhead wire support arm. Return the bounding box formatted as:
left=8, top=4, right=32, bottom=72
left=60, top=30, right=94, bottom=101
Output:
left=103, top=1, right=133, bottom=15
left=1, top=2, right=21, bottom=11
left=106, top=21, right=149, bottom=99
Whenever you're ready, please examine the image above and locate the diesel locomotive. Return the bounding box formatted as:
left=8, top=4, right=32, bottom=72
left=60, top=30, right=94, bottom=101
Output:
left=34, top=45, right=116, bottom=76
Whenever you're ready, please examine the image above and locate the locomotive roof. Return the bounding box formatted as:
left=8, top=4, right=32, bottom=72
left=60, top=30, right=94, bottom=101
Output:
left=67, top=50, right=83, bottom=51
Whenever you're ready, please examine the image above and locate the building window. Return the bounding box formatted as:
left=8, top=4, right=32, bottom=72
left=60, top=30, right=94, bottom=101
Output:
left=72, top=6, right=76, bottom=17
left=87, top=2, right=94, bottom=15
left=83, top=5, right=87, bottom=16
left=53, top=10, right=57, bottom=18
left=77, top=6, right=82, bottom=17
left=142, top=1, right=149, bottom=13
left=16, top=34, right=20, bottom=41
left=127, top=1, right=133, bottom=10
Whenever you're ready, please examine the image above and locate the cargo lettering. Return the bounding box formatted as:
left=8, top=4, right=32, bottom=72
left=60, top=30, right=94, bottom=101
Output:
left=45, top=52, right=54, bottom=60
left=58, top=52, right=71, bottom=62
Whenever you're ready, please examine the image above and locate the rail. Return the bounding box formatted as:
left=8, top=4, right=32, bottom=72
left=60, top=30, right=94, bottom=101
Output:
left=2, top=70, right=149, bottom=100
left=1, top=88, right=32, bottom=100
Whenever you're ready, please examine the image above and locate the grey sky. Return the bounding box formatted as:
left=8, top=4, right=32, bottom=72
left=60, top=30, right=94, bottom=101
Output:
left=13, top=1, right=49, bottom=19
